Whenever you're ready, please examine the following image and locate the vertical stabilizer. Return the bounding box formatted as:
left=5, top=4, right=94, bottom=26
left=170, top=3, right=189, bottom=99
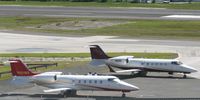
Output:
left=9, top=59, right=36, bottom=76
left=89, top=45, right=110, bottom=59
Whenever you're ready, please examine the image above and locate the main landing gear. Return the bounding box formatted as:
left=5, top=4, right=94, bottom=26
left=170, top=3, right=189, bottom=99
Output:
left=122, top=91, right=126, bottom=97
left=138, top=71, right=148, bottom=77
left=61, top=90, right=77, bottom=98
left=183, top=73, right=187, bottom=79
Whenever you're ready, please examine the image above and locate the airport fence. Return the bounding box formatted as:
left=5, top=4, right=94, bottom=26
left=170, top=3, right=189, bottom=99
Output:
left=0, top=63, right=58, bottom=77
left=0, top=57, right=91, bottom=62
left=0, top=57, right=91, bottom=78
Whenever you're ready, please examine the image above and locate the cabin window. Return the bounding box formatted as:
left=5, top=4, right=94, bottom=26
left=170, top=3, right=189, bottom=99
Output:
left=155, top=63, right=158, bottom=65
left=72, top=80, right=75, bottom=83
left=100, top=80, right=103, bottom=84
left=160, top=63, right=163, bottom=65
left=164, top=63, right=167, bottom=66
left=151, top=63, right=154, bottom=66
left=78, top=80, right=81, bottom=83
left=89, top=80, right=92, bottom=84
left=141, top=62, right=144, bottom=65
left=146, top=63, right=149, bottom=66
left=94, top=80, right=97, bottom=84
left=84, top=80, right=86, bottom=83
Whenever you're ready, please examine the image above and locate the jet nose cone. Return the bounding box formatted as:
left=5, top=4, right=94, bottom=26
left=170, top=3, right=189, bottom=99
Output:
left=127, top=84, right=139, bottom=91
left=183, top=65, right=198, bottom=73
left=132, top=85, right=139, bottom=91
left=191, top=68, right=198, bottom=73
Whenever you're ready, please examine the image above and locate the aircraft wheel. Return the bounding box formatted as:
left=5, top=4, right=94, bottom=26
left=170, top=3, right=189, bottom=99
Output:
left=183, top=74, right=187, bottom=78
left=122, top=92, right=126, bottom=97
left=168, top=72, right=173, bottom=75
left=70, top=90, right=77, bottom=96
left=139, top=71, right=147, bottom=77
left=131, top=72, right=135, bottom=75
left=61, top=90, right=77, bottom=97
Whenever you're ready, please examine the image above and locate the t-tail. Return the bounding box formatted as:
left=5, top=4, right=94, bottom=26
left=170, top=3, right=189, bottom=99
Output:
left=89, top=45, right=110, bottom=59
left=9, top=59, right=36, bottom=76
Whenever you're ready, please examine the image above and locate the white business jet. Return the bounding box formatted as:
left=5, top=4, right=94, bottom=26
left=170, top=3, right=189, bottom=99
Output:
left=89, top=45, right=197, bottom=78
left=7, top=59, right=139, bottom=97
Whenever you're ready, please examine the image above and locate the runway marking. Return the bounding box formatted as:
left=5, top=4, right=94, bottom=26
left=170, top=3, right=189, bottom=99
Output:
left=162, top=15, right=200, bottom=19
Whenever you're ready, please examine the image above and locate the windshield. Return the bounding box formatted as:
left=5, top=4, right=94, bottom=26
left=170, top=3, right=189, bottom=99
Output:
left=171, top=61, right=182, bottom=65
left=108, top=78, right=116, bottom=81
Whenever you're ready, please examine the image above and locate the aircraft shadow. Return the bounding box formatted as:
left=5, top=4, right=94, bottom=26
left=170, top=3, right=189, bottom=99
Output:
left=114, top=74, right=195, bottom=80
left=0, top=93, right=135, bottom=100
left=1, top=93, right=200, bottom=100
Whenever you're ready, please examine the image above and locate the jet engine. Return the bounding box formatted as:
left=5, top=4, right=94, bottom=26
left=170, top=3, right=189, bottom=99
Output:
left=32, top=74, right=58, bottom=84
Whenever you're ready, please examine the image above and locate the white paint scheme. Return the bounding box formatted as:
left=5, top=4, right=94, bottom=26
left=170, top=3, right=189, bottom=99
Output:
left=107, top=57, right=197, bottom=74
left=31, top=74, right=139, bottom=92
left=89, top=45, right=197, bottom=78
left=9, top=60, right=139, bottom=97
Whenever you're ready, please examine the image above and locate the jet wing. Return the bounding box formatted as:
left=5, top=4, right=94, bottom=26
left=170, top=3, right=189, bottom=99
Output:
left=40, top=72, right=63, bottom=75
left=44, top=88, right=71, bottom=93
left=107, top=65, right=142, bottom=73
left=115, top=69, right=141, bottom=73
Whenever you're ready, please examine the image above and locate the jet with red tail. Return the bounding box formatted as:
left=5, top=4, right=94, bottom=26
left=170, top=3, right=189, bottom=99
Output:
left=7, top=59, right=139, bottom=97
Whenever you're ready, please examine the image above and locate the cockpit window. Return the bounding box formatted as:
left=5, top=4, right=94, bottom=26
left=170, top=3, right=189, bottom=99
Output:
left=171, top=61, right=182, bottom=65
left=108, top=78, right=115, bottom=81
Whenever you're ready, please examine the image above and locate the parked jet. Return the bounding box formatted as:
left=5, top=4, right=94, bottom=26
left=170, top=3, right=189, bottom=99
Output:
left=8, top=59, right=139, bottom=97
left=89, top=45, right=197, bottom=78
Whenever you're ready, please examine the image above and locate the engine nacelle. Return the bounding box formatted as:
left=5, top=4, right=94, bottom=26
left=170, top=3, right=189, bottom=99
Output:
left=32, top=74, right=57, bottom=84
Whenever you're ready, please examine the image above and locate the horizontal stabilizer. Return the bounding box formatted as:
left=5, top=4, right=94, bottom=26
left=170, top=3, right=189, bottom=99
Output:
left=40, top=72, right=63, bottom=75
left=44, top=88, right=71, bottom=93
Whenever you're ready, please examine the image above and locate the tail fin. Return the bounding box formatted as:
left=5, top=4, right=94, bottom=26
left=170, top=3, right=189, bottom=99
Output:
left=89, top=45, right=110, bottom=59
left=9, top=59, right=36, bottom=76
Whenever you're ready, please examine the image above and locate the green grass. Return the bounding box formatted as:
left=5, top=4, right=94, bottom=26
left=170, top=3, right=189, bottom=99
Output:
left=0, top=52, right=177, bottom=58
left=0, top=17, right=200, bottom=40
left=0, top=1, right=200, bottom=10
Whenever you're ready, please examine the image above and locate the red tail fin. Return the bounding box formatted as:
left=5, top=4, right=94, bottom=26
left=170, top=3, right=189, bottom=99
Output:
left=89, top=45, right=110, bottom=59
left=9, top=59, right=36, bottom=76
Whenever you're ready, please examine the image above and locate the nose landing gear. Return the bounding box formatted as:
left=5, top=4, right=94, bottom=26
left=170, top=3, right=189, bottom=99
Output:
left=122, top=91, right=126, bottom=97
left=183, top=73, right=187, bottom=78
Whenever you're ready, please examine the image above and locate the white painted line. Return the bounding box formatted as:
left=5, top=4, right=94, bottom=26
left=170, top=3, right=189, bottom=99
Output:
left=162, top=15, right=200, bottom=19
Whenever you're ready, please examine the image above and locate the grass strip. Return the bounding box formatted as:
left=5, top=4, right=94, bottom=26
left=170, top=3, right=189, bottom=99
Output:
left=0, top=17, right=200, bottom=40
left=0, top=1, right=200, bottom=10
left=0, top=52, right=178, bottom=59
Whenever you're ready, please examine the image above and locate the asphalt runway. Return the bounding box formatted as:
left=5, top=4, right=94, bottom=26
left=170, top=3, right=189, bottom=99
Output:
left=0, top=6, right=200, bottom=20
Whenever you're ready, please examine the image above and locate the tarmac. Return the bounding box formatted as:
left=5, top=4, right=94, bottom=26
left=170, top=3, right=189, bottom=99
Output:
left=0, top=62, right=200, bottom=100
